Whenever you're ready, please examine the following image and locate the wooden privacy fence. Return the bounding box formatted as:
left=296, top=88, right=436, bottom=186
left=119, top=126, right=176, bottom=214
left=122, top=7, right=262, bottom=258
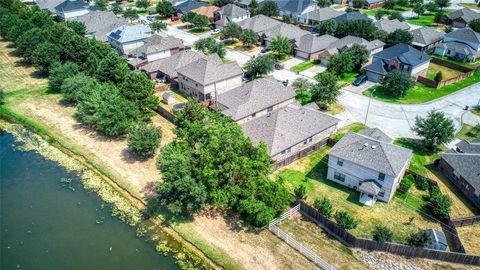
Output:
left=299, top=201, right=480, bottom=266
left=273, top=139, right=328, bottom=170
left=451, top=216, right=480, bottom=227
left=268, top=205, right=336, bottom=270
left=417, top=58, right=476, bottom=89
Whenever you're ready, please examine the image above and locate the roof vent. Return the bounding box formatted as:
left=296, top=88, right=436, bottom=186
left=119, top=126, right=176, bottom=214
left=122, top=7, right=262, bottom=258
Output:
left=371, top=145, right=377, bottom=149
left=363, top=142, right=369, bottom=147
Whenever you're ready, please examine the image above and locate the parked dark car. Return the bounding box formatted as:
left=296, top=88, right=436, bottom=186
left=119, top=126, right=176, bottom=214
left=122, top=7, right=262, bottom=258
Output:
left=115, top=0, right=123, bottom=3
left=352, top=74, right=368, bottom=86
left=275, top=63, right=284, bottom=70
left=146, top=15, right=156, bottom=21
left=148, top=11, right=158, bottom=15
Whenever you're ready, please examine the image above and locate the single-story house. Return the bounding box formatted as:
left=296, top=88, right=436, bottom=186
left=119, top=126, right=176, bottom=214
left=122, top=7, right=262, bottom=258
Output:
left=296, top=7, right=345, bottom=25
left=237, top=14, right=283, bottom=35
left=365, top=43, right=431, bottom=82
left=191, top=5, right=220, bottom=21
left=319, top=35, right=384, bottom=65
left=174, top=0, right=209, bottom=17
left=258, top=0, right=316, bottom=17
left=295, top=34, right=339, bottom=60
left=107, top=24, right=152, bottom=55
left=438, top=138, right=480, bottom=209
left=446, top=8, right=480, bottom=28
left=424, top=229, right=448, bottom=251
left=434, top=28, right=480, bottom=62
left=69, top=10, right=128, bottom=42
left=333, top=11, right=371, bottom=23
left=141, top=50, right=206, bottom=82
left=241, top=102, right=339, bottom=168
left=214, top=4, right=250, bottom=30
left=374, top=19, right=410, bottom=34
left=327, top=128, right=412, bottom=205
left=364, top=0, right=387, bottom=9
left=259, top=22, right=311, bottom=47
left=55, top=0, right=89, bottom=19
left=410, top=27, right=445, bottom=52
left=177, top=54, right=243, bottom=101
left=128, top=35, right=184, bottom=69
left=215, top=76, right=296, bottom=124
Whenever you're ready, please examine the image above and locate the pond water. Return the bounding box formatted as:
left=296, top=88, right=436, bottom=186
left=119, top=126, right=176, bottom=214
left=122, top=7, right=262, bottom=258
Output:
left=0, top=131, right=180, bottom=270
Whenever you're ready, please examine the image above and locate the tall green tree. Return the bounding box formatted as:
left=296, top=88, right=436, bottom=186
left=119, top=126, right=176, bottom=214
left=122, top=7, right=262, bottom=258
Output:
left=412, top=110, right=455, bottom=149
left=48, top=62, right=80, bottom=93
left=427, top=187, right=452, bottom=220
left=344, top=44, right=369, bottom=71
left=311, top=72, right=340, bottom=107
left=434, top=0, right=450, bottom=10
left=181, top=11, right=197, bottom=24
left=194, top=37, right=226, bottom=58
left=96, top=51, right=130, bottom=83
left=388, top=11, right=405, bottom=21
left=316, top=0, right=332, bottom=8
left=58, top=31, right=89, bottom=65
left=315, top=19, right=337, bottom=35
left=94, top=0, right=107, bottom=11
left=156, top=0, right=175, bottom=17
left=191, top=14, right=210, bottom=29
left=244, top=54, right=275, bottom=79
left=110, top=3, right=123, bottom=14
left=67, top=21, right=87, bottom=36
left=150, top=21, right=167, bottom=32
left=386, top=29, right=413, bottom=46
left=31, top=42, right=60, bottom=73
left=119, top=72, right=159, bottom=118
left=128, top=123, right=162, bottom=158
left=240, top=29, right=259, bottom=47
left=14, top=27, right=47, bottom=60
left=380, top=70, right=415, bottom=98
left=469, top=19, right=480, bottom=32
left=136, top=0, right=151, bottom=10
left=223, top=22, right=242, bottom=40
left=327, top=53, right=354, bottom=75
left=257, top=0, right=279, bottom=17
left=268, top=35, right=292, bottom=58
left=60, top=74, right=97, bottom=104
left=413, top=3, right=426, bottom=17
left=123, top=8, right=139, bottom=22
left=336, top=19, right=380, bottom=40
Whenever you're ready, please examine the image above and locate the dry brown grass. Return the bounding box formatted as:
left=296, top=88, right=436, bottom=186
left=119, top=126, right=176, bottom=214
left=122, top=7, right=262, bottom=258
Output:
left=0, top=40, right=46, bottom=92
left=456, top=223, right=480, bottom=256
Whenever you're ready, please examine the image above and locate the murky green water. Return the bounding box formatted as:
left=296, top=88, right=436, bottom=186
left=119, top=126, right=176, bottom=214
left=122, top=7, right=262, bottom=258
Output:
left=0, top=131, right=180, bottom=270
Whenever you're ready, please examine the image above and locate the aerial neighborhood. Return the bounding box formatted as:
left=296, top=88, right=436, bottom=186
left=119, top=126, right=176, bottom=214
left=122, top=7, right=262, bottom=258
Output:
left=1, top=0, right=480, bottom=269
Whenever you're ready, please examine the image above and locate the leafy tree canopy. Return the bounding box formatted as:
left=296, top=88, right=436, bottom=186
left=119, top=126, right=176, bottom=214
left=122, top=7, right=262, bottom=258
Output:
left=315, top=19, right=337, bottom=35
left=240, top=29, right=259, bottom=47
left=244, top=54, right=275, bottom=79
left=386, top=29, right=413, bottom=46
left=412, top=110, right=455, bottom=149
left=380, top=70, right=415, bottom=98
left=128, top=123, right=162, bottom=158
left=268, top=35, right=292, bottom=57
left=67, top=21, right=87, bottom=36
left=156, top=0, right=175, bottom=17
left=256, top=0, right=279, bottom=17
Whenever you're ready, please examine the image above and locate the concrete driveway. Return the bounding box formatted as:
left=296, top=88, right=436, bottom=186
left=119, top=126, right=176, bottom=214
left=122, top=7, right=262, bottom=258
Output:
left=339, top=83, right=480, bottom=139
left=300, top=64, right=326, bottom=79
left=282, top=57, right=305, bottom=69
left=343, top=81, right=376, bottom=94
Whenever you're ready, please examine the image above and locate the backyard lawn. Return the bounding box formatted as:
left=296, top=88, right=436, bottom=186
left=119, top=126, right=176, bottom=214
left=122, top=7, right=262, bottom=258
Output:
left=456, top=223, right=480, bottom=256
left=456, top=124, right=480, bottom=142
left=426, top=63, right=462, bottom=80
left=432, top=55, right=480, bottom=70
left=290, top=60, right=319, bottom=73
left=363, top=71, right=480, bottom=104
left=360, top=6, right=412, bottom=16
left=331, top=122, right=367, bottom=141
left=406, top=13, right=437, bottom=27
left=459, top=3, right=480, bottom=10
left=274, top=145, right=442, bottom=244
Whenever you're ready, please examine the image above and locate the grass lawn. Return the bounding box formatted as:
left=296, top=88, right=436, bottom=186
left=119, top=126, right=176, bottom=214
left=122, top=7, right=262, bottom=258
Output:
left=426, top=63, right=462, bottom=80
left=361, top=5, right=412, bottom=16
left=290, top=60, right=319, bottom=73
left=224, top=39, right=260, bottom=53
left=458, top=3, right=480, bottom=10
left=322, top=103, right=345, bottom=115
left=363, top=71, right=480, bottom=104
left=456, top=124, right=480, bottom=142
left=472, top=106, right=480, bottom=116
left=338, top=71, right=361, bottom=87
left=332, top=122, right=367, bottom=141
left=456, top=223, right=480, bottom=256
left=431, top=55, right=480, bottom=70
left=187, top=27, right=210, bottom=35
left=275, top=146, right=441, bottom=244
left=406, top=13, right=437, bottom=26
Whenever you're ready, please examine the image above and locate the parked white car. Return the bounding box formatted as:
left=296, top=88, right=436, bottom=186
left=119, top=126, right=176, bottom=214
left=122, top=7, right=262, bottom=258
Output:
left=210, top=29, right=221, bottom=35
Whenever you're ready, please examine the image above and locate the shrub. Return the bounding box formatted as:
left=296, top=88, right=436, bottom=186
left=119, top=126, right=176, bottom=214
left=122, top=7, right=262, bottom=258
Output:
left=313, top=197, right=333, bottom=218
left=399, top=174, right=415, bottom=193
left=417, top=178, right=429, bottom=191
left=372, top=226, right=393, bottom=243
left=407, top=230, right=432, bottom=247
left=427, top=187, right=452, bottom=220
left=434, top=71, right=443, bottom=82
left=334, top=210, right=358, bottom=230
left=127, top=123, right=162, bottom=158
left=294, top=184, right=307, bottom=199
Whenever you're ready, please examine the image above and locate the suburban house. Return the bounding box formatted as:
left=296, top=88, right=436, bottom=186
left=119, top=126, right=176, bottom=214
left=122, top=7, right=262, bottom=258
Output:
left=69, top=10, right=127, bottom=42
left=214, top=4, right=250, bottom=30
left=434, top=28, right=480, bottom=62
left=295, top=34, right=339, bottom=60
left=424, top=229, right=448, bottom=251
left=260, top=22, right=311, bottom=47
left=364, top=0, right=387, bottom=9
left=107, top=24, right=152, bottom=55
left=327, top=129, right=412, bottom=206
left=446, top=8, right=480, bottom=28
left=127, top=35, right=184, bottom=69
left=176, top=54, right=243, bottom=101
left=241, top=102, right=339, bottom=168
left=438, top=138, right=480, bottom=209
left=374, top=19, right=410, bottom=34
left=365, top=43, right=431, bottom=82
left=410, top=27, right=445, bottom=52
left=319, top=35, right=385, bottom=65
left=215, top=76, right=296, bottom=124
left=174, top=0, right=209, bottom=17
left=258, top=0, right=315, bottom=17
left=191, top=5, right=220, bottom=21
left=54, top=0, right=89, bottom=19
left=237, top=14, right=283, bottom=35
left=333, top=11, right=371, bottom=23
left=296, top=7, right=345, bottom=25
left=35, top=0, right=64, bottom=14
left=141, top=50, right=206, bottom=82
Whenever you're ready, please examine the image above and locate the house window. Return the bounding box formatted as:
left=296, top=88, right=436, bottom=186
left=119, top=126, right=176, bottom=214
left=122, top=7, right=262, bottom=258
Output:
left=378, top=189, right=385, bottom=197
left=303, top=136, right=312, bottom=145
left=337, top=158, right=344, bottom=166
left=267, top=106, right=273, bottom=113
left=378, top=173, right=385, bottom=181
left=334, top=172, right=345, bottom=182
left=447, top=49, right=452, bottom=54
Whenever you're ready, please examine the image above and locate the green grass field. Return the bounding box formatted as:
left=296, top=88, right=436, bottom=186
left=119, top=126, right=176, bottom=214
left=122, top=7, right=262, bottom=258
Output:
left=457, top=124, right=480, bottom=142
left=290, top=60, right=319, bottom=73
left=426, top=63, right=463, bottom=80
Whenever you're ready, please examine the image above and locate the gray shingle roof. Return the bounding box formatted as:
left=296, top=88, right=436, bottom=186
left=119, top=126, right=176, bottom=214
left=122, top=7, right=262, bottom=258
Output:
left=298, top=7, right=345, bottom=22
left=261, top=22, right=310, bottom=42
left=447, top=8, right=480, bottom=23
left=130, top=35, right=183, bottom=56
left=326, top=35, right=384, bottom=55
left=437, top=41, right=477, bottom=56
left=216, top=76, right=296, bottom=121
left=237, top=14, right=283, bottom=34
left=174, top=0, right=209, bottom=13
left=241, top=101, right=339, bottom=156
left=358, top=180, right=382, bottom=195
left=358, top=128, right=392, bottom=143
left=445, top=28, right=480, bottom=44
left=260, top=0, right=314, bottom=15
left=369, top=43, right=431, bottom=67
left=141, top=50, right=206, bottom=78
left=177, top=54, right=242, bottom=85
left=296, top=34, right=338, bottom=53
left=410, top=27, right=445, bottom=47
left=441, top=143, right=480, bottom=192
left=216, top=4, right=249, bottom=17
left=70, top=11, right=127, bottom=41
left=55, top=0, right=88, bottom=12
left=374, top=19, right=410, bottom=34
left=456, top=139, right=480, bottom=153
left=107, top=24, right=152, bottom=43
left=35, top=0, right=64, bottom=13
left=329, top=132, right=413, bottom=176
left=333, top=11, right=371, bottom=23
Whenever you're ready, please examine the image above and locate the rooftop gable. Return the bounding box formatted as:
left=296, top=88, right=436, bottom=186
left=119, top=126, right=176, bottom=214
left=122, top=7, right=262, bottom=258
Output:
left=445, top=28, right=480, bottom=44
left=177, top=54, right=243, bottom=85
left=107, top=24, right=152, bottom=43
left=372, top=43, right=431, bottom=66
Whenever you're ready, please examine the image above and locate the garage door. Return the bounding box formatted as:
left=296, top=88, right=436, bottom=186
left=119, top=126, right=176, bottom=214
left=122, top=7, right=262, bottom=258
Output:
left=295, top=51, right=309, bottom=60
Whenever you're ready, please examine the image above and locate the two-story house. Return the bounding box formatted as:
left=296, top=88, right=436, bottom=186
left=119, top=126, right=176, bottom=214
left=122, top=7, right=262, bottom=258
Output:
left=176, top=54, right=243, bottom=101
left=446, top=8, right=480, bottom=28
left=215, top=76, right=296, bottom=124
left=214, top=4, right=250, bottom=30
left=296, top=7, right=345, bottom=25
left=410, top=27, right=445, bottom=52
left=241, top=102, right=339, bottom=169
left=69, top=10, right=128, bottom=42
left=365, top=43, right=431, bottom=82
left=434, top=28, right=480, bottom=62
left=319, top=35, right=384, bottom=65
left=107, top=24, right=152, bottom=55
left=54, top=0, right=89, bottom=19
left=327, top=129, right=412, bottom=206
left=128, top=35, right=184, bottom=69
